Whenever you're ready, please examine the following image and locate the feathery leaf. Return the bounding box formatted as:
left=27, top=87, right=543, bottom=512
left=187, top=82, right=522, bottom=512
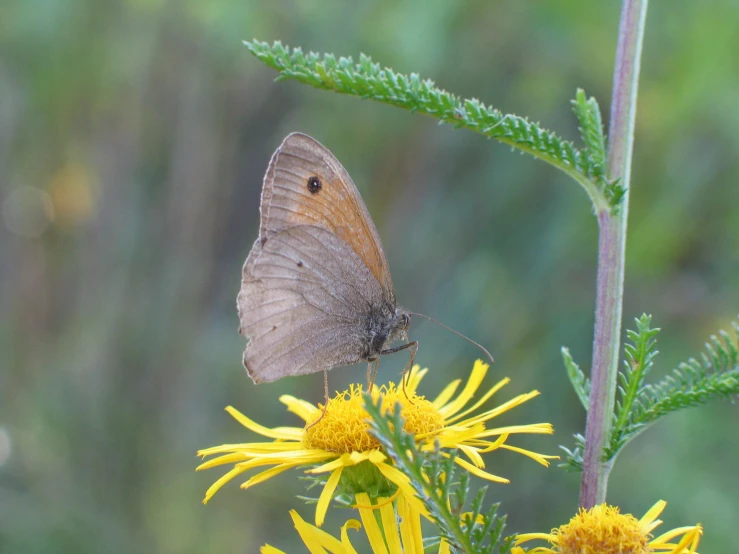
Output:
left=571, top=89, right=626, bottom=210
left=245, top=39, right=609, bottom=211
left=604, top=316, right=739, bottom=461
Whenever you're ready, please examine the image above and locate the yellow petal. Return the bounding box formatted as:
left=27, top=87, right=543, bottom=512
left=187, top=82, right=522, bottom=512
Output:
left=315, top=467, right=343, bottom=527
left=639, top=499, right=667, bottom=528
left=242, top=449, right=337, bottom=461
left=202, top=463, right=252, bottom=503
left=475, top=423, right=554, bottom=438
left=200, top=449, right=333, bottom=473
left=431, top=425, right=489, bottom=449
left=399, top=495, right=424, bottom=554
left=197, top=441, right=305, bottom=458
left=225, top=406, right=302, bottom=440
left=498, top=444, right=558, bottom=466
left=452, top=455, right=509, bottom=483
left=458, top=444, right=485, bottom=468
left=678, top=525, right=702, bottom=553
left=651, top=525, right=702, bottom=553
left=373, top=462, right=429, bottom=517
left=199, top=456, right=280, bottom=478
left=444, top=377, right=510, bottom=424
left=347, top=451, right=375, bottom=465
left=452, top=391, right=540, bottom=428
left=280, top=395, right=320, bottom=422
left=438, top=538, right=451, bottom=554
left=460, top=433, right=508, bottom=454
left=196, top=452, right=251, bottom=470
left=366, top=450, right=387, bottom=464
left=405, top=365, right=428, bottom=393
left=461, top=438, right=504, bottom=450
left=355, top=493, right=389, bottom=554
left=240, top=463, right=297, bottom=490
left=397, top=495, right=416, bottom=554
left=197, top=445, right=328, bottom=470
left=308, top=457, right=349, bottom=475
left=378, top=496, right=403, bottom=553
left=432, top=379, right=462, bottom=409
left=461, top=512, right=486, bottom=526
left=306, top=452, right=374, bottom=475
left=305, top=451, right=381, bottom=474
left=438, top=360, right=489, bottom=419
left=650, top=525, right=701, bottom=547
left=290, top=510, right=332, bottom=554
left=514, top=532, right=557, bottom=545
left=340, top=519, right=362, bottom=554
left=261, top=545, right=286, bottom=554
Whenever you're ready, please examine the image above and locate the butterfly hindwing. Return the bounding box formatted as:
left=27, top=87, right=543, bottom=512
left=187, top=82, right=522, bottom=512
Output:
left=239, top=225, right=390, bottom=382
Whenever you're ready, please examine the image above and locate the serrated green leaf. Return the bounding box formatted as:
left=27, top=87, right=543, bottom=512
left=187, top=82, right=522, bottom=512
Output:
left=562, top=347, right=590, bottom=410
left=244, top=39, right=608, bottom=212
left=605, top=316, right=739, bottom=461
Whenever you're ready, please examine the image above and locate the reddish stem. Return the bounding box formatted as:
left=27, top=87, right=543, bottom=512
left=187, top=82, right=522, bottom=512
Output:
left=579, top=0, right=648, bottom=508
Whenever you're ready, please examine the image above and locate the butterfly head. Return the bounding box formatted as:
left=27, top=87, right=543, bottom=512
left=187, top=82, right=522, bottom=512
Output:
left=390, top=308, right=412, bottom=342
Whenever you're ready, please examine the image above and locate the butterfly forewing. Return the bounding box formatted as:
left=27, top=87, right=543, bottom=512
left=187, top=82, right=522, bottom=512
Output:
left=259, top=133, right=395, bottom=300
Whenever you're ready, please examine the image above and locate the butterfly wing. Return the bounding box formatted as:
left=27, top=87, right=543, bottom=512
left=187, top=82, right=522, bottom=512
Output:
left=239, top=225, right=389, bottom=383
left=258, top=132, right=395, bottom=302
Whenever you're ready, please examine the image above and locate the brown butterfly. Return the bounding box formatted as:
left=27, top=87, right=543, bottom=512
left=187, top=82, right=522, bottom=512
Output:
left=238, top=133, right=491, bottom=399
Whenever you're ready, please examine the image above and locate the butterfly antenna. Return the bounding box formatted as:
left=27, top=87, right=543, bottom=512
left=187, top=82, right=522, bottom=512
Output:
left=409, top=312, right=494, bottom=365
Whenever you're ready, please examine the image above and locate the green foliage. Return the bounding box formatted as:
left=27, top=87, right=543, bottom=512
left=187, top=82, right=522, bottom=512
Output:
left=363, top=394, right=513, bottom=554
left=606, top=316, right=739, bottom=460
left=563, top=316, right=739, bottom=468
left=558, top=434, right=585, bottom=473
left=297, top=460, right=397, bottom=508
left=245, top=39, right=614, bottom=212
left=610, top=315, right=660, bottom=446
left=571, top=90, right=626, bottom=209
left=562, top=346, right=590, bottom=410
left=625, top=319, right=739, bottom=428
left=571, top=89, right=606, bottom=172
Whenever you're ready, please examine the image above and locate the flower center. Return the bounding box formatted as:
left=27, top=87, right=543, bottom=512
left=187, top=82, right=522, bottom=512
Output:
left=556, top=504, right=651, bottom=554
left=303, top=383, right=445, bottom=453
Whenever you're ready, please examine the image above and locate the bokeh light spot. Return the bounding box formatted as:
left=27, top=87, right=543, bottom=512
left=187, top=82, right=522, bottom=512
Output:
left=49, top=163, right=99, bottom=226
left=2, top=185, right=55, bottom=237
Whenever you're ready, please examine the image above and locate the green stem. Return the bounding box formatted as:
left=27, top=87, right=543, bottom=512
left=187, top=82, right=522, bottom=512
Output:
left=579, top=0, right=648, bottom=508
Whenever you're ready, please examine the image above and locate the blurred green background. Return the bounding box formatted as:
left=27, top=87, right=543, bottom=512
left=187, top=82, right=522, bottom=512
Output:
left=2, top=0, right=738, bottom=552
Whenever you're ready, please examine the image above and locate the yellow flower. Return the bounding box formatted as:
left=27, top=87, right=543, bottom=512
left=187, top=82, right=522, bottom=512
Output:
left=262, top=495, right=449, bottom=554
left=197, top=360, right=555, bottom=526
left=513, top=500, right=702, bottom=554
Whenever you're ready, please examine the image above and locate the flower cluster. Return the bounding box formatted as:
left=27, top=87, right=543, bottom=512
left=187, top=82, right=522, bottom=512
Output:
left=197, top=361, right=704, bottom=553
left=513, top=500, right=702, bottom=554
left=198, top=361, right=554, bottom=525
left=261, top=499, right=701, bottom=554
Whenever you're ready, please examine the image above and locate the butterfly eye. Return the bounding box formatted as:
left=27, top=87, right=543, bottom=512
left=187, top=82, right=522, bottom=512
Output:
left=401, top=313, right=410, bottom=328
left=307, top=175, right=322, bottom=194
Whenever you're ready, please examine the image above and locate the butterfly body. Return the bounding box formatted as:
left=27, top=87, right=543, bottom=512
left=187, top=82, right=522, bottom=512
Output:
left=364, top=304, right=410, bottom=361
left=238, top=133, right=411, bottom=384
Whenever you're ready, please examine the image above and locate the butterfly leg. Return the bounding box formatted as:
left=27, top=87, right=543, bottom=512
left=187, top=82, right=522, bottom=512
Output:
left=366, top=358, right=380, bottom=391
left=306, top=370, right=330, bottom=430
left=401, top=341, right=418, bottom=402
left=379, top=341, right=418, bottom=402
